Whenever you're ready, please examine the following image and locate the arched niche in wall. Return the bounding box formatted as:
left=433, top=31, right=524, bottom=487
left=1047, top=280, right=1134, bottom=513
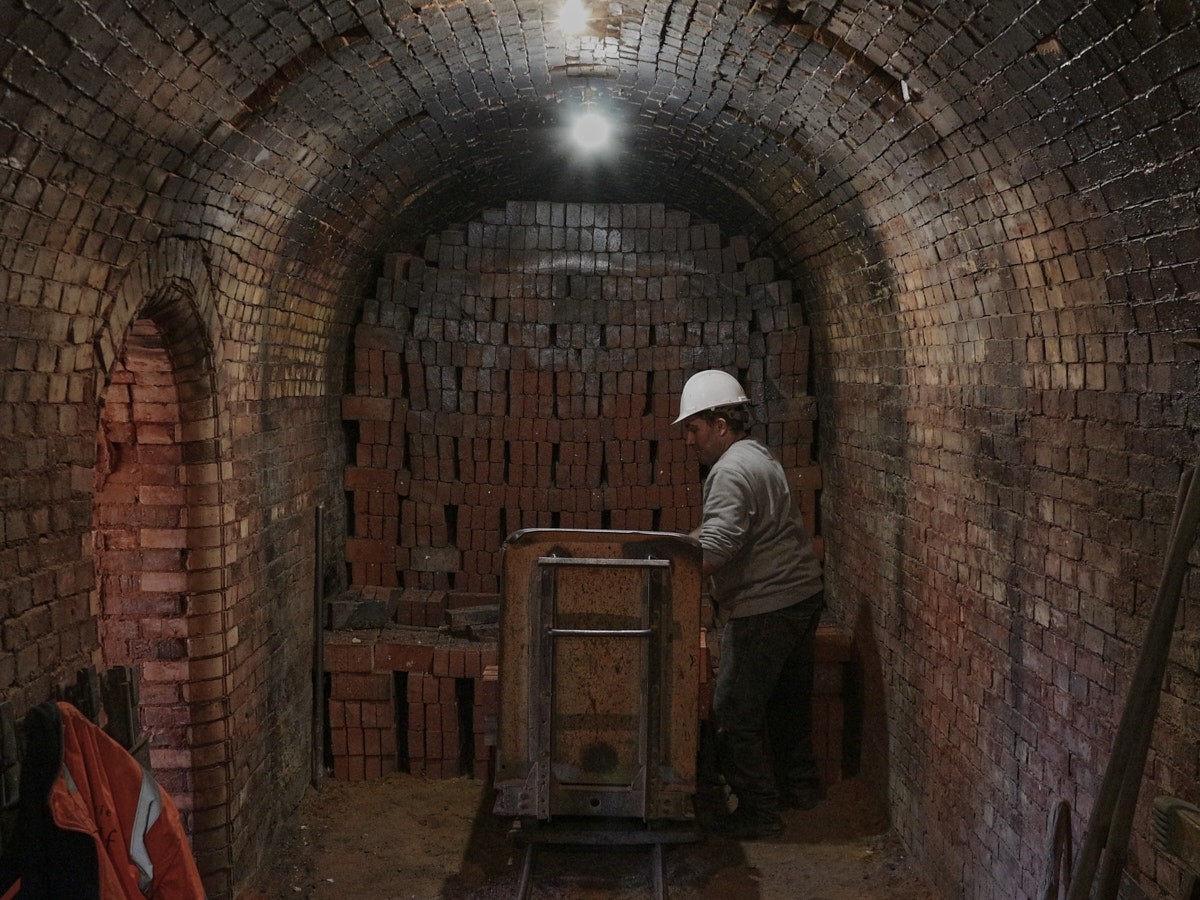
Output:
left=92, top=239, right=234, bottom=891
left=96, top=315, right=194, bottom=807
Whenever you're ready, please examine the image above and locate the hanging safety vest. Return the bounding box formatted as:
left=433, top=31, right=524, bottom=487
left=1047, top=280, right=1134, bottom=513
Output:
left=0, top=701, right=206, bottom=899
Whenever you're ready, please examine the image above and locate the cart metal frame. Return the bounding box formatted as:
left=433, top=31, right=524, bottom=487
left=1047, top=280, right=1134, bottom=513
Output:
left=493, top=529, right=703, bottom=897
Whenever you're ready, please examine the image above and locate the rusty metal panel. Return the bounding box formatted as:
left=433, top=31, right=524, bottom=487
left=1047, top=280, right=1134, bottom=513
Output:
left=541, top=557, right=661, bottom=819
left=493, top=529, right=701, bottom=823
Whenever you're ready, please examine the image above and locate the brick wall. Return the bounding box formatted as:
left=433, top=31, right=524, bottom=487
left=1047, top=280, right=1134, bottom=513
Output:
left=802, top=47, right=1200, bottom=900
left=343, top=201, right=821, bottom=597
left=3, top=4, right=1200, bottom=900
left=0, top=235, right=347, bottom=900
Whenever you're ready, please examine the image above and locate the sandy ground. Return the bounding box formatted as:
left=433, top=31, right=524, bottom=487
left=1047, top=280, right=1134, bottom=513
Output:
left=241, top=772, right=939, bottom=900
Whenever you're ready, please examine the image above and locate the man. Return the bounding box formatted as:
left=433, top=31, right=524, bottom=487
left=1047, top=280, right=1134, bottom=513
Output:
left=676, top=369, right=825, bottom=839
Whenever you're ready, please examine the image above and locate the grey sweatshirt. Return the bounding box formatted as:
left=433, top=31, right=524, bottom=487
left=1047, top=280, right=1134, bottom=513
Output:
left=699, top=438, right=824, bottom=618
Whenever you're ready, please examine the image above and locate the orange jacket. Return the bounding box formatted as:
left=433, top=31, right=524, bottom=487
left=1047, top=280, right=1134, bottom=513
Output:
left=0, top=701, right=205, bottom=899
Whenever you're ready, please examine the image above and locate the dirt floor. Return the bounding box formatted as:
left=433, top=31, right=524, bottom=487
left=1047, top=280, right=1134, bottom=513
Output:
left=242, top=771, right=939, bottom=900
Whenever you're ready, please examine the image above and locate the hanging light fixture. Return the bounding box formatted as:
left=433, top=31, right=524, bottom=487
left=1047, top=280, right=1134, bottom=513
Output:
left=558, top=0, right=589, bottom=34
left=571, top=110, right=611, bottom=151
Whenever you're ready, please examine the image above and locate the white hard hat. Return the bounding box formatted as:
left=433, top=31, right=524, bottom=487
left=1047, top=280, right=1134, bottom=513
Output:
left=674, top=370, right=750, bottom=424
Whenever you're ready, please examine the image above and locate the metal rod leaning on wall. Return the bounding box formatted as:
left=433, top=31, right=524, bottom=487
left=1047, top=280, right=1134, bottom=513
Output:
left=1041, top=799, right=1073, bottom=900
left=1066, top=467, right=1200, bottom=900
left=312, top=504, right=325, bottom=789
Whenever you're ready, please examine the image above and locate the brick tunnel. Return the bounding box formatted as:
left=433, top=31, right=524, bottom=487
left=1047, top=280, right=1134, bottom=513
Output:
left=2, top=1, right=1200, bottom=897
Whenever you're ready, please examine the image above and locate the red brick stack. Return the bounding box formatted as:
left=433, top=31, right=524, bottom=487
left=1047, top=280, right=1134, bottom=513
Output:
left=342, top=202, right=820, bottom=596
left=325, top=624, right=849, bottom=785
left=334, top=201, right=825, bottom=782
left=326, top=631, right=499, bottom=781
left=812, top=627, right=852, bottom=786
left=327, top=671, right=396, bottom=782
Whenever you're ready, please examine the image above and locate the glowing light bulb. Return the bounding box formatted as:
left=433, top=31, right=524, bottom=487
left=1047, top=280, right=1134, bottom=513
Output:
left=559, top=0, right=589, bottom=33
left=572, top=111, right=611, bottom=150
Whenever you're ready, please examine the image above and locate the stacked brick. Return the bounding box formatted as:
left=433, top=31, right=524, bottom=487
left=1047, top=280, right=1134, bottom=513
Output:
left=331, top=584, right=503, bottom=629
left=811, top=626, right=853, bottom=785
left=342, top=202, right=821, bottom=597
left=326, top=624, right=851, bottom=785
left=327, top=672, right=397, bottom=782
left=325, top=631, right=498, bottom=781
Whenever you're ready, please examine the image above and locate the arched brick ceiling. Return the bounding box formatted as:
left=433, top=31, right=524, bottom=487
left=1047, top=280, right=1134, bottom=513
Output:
left=6, top=0, right=1188, bottom=341
left=228, top=0, right=943, bottom=248
left=7, top=6, right=1200, bottom=895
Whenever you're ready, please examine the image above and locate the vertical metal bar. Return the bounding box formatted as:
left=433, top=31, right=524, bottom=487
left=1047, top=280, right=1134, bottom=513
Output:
left=535, top=561, right=556, bottom=819
left=638, top=567, right=652, bottom=820
left=0, top=702, right=18, bottom=807
left=516, top=844, right=536, bottom=899
left=312, top=504, right=325, bottom=789
left=652, top=841, right=667, bottom=900
left=644, top=565, right=666, bottom=821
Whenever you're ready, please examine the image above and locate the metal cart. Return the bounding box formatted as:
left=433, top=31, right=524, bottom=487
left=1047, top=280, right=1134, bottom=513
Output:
left=493, top=529, right=703, bottom=898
